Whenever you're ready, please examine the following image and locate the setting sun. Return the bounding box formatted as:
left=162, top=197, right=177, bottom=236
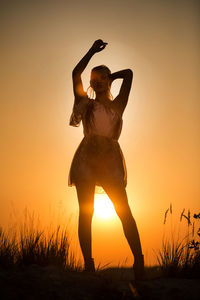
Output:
left=94, top=194, right=117, bottom=219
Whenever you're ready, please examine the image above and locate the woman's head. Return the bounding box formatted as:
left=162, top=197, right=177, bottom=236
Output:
left=87, top=65, right=113, bottom=100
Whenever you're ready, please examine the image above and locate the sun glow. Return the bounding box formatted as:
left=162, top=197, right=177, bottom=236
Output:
left=94, top=194, right=117, bottom=219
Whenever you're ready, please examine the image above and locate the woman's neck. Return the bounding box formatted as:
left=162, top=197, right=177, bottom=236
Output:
left=95, top=91, right=111, bottom=105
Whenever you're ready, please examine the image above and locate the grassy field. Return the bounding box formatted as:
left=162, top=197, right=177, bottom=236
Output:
left=0, top=206, right=199, bottom=299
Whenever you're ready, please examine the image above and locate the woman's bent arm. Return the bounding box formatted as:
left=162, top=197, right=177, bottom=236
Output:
left=72, top=40, right=107, bottom=102
left=111, top=69, right=133, bottom=115
left=110, top=69, right=133, bottom=81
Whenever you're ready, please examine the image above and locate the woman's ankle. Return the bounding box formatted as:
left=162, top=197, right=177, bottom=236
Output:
left=84, top=257, right=95, bottom=272
left=133, top=254, right=145, bottom=280
left=134, top=253, right=144, bottom=264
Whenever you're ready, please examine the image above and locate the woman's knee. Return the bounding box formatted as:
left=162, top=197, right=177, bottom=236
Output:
left=101, top=182, right=133, bottom=220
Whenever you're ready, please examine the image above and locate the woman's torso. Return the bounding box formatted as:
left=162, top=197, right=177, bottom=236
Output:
left=82, top=99, right=122, bottom=141
left=69, top=97, right=127, bottom=190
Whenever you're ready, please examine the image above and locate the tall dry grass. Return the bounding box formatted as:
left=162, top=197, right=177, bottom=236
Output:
left=0, top=210, right=81, bottom=271
left=155, top=204, right=200, bottom=278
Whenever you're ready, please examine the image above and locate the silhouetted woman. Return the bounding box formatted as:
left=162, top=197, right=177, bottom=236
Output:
left=68, top=39, right=144, bottom=279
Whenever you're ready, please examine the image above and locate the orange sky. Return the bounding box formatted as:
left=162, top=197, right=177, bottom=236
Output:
left=1, top=0, right=200, bottom=266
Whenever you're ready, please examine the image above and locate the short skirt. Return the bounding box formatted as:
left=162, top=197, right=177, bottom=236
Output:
left=68, top=135, right=127, bottom=191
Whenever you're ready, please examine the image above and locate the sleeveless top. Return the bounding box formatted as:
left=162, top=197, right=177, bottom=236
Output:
left=69, top=96, right=122, bottom=140
left=68, top=96, right=127, bottom=193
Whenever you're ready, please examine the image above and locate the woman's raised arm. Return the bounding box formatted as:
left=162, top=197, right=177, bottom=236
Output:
left=72, top=40, right=107, bottom=103
left=110, top=69, right=133, bottom=115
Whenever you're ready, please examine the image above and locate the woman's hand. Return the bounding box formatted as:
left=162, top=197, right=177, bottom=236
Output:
left=109, top=73, right=114, bottom=83
left=90, top=39, right=108, bottom=54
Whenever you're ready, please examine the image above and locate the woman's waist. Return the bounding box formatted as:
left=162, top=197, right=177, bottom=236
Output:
left=78, top=134, right=120, bottom=154
left=83, top=123, right=121, bottom=140
left=83, top=134, right=119, bottom=144
left=73, top=134, right=125, bottom=163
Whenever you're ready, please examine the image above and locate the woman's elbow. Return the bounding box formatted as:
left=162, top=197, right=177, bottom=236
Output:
left=127, top=69, right=133, bottom=77
left=72, top=68, right=81, bottom=77
left=72, top=69, right=78, bottom=77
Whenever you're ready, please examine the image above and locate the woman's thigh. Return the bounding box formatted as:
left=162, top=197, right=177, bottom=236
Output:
left=75, top=180, right=96, bottom=214
left=101, top=180, right=130, bottom=218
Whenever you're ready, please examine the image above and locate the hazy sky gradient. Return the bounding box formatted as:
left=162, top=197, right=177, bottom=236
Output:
left=1, top=0, right=199, bottom=266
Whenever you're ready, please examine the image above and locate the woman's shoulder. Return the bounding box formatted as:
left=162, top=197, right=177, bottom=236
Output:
left=111, top=94, right=129, bottom=118
left=74, top=93, right=90, bottom=105
left=110, top=100, right=123, bottom=120
left=70, top=95, right=92, bottom=127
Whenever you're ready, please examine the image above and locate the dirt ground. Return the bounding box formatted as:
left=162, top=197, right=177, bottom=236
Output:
left=0, top=265, right=199, bottom=300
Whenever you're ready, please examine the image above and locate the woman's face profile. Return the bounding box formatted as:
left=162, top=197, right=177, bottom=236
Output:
left=90, top=70, right=111, bottom=93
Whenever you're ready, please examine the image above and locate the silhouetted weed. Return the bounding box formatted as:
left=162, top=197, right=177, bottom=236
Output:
left=155, top=204, right=200, bottom=278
